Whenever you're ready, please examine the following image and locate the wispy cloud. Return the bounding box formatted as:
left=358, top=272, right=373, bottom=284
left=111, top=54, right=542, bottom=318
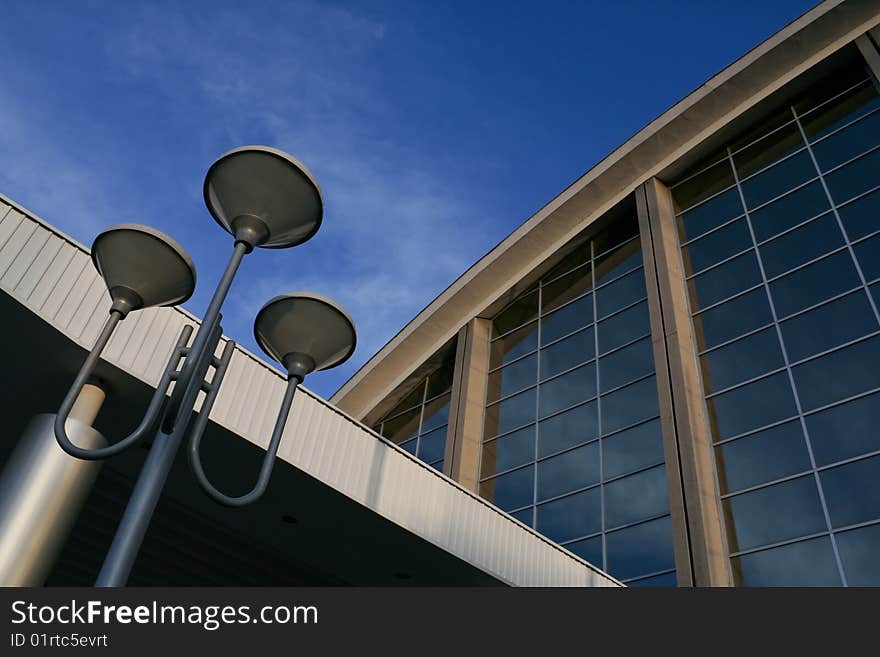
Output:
left=96, top=1, right=497, bottom=395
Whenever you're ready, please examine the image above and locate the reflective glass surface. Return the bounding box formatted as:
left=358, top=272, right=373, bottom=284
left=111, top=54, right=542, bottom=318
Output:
left=724, top=475, right=826, bottom=552
left=732, top=537, right=841, bottom=587
left=715, top=421, right=811, bottom=493
left=836, top=523, right=880, bottom=586
left=672, top=62, right=880, bottom=585
left=481, top=205, right=670, bottom=579
left=605, top=516, right=674, bottom=581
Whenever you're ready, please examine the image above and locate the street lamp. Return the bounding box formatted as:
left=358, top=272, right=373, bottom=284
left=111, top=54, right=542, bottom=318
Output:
left=52, top=146, right=356, bottom=587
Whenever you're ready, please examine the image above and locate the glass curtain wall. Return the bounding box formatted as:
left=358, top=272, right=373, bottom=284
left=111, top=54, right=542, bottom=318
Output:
left=478, top=209, right=675, bottom=587
left=373, top=339, right=457, bottom=472
left=671, top=59, right=880, bottom=586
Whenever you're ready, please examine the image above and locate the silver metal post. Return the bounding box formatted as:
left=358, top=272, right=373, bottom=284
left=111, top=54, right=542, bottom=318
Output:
left=0, top=385, right=107, bottom=585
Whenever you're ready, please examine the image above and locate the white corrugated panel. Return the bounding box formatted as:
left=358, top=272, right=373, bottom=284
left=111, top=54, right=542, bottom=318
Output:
left=0, top=193, right=620, bottom=587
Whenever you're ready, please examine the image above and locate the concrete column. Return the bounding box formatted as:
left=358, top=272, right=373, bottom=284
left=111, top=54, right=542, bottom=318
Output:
left=636, top=179, right=731, bottom=587
left=0, top=384, right=107, bottom=585
left=447, top=318, right=491, bottom=492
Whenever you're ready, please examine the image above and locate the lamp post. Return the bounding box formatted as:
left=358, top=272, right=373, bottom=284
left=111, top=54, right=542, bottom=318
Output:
left=51, top=146, right=356, bottom=587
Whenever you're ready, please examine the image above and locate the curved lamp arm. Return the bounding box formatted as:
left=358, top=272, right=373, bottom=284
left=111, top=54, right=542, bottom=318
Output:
left=188, top=342, right=300, bottom=507
left=54, top=313, right=193, bottom=460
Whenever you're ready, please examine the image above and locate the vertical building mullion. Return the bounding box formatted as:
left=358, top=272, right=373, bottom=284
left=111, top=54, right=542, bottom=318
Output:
left=414, top=378, right=429, bottom=461
left=590, top=240, right=607, bottom=572
left=727, top=145, right=849, bottom=587
left=638, top=177, right=730, bottom=587
left=452, top=319, right=491, bottom=492
left=532, top=284, right=543, bottom=528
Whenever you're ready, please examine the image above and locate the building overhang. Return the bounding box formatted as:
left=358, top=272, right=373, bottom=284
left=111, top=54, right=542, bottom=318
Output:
left=330, top=0, right=880, bottom=420
left=0, top=194, right=618, bottom=587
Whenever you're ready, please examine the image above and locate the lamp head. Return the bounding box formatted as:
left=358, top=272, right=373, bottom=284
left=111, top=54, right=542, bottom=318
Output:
left=204, top=146, right=323, bottom=251
left=91, top=224, right=196, bottom=317
left=254, top=293, right=356, bottom=380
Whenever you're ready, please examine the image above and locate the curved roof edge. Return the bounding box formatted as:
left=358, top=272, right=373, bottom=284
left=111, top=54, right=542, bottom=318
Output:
left=331, top=0, right=880, bottom=419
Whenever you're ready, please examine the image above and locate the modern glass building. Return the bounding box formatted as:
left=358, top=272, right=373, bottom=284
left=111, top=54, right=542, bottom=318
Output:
left=1, top=0, right=878, bottom=588
left=334, top=1, right=880, bottom=586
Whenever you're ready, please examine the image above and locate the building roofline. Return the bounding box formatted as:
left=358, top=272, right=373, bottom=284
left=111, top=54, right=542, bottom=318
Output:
left=331, top=0, right=880, bottom=418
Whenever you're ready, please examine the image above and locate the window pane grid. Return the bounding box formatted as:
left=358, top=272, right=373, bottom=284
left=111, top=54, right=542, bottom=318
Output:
left=480, top=214, right=672, bottom=582
left=670, top=74, right=870, bottom=212
left=376, top=340, right=457, bottom=471
left=721, top=447, right=880, bottom=499
left=674, top=69, right=880, bottom=584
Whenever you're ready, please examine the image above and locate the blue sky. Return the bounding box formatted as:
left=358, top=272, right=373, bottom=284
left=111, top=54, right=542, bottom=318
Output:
left=0, top=0, right=817, bottom=398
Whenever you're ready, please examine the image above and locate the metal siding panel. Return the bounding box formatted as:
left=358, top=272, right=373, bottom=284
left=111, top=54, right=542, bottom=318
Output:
left=2, top=228, right=49, bottom=294
left=122, top=308, right=161, bottom=379
left=131, top=310, right=173, bottom=380
left=53, top=267, right=99, bottom=330
left=0, top=220, right=37, bottom=278
left=29, top=242, right=77, bottom=310
left=42, top=253, right=89, bottom=320
left=66, top=276, right=107, bottom=339
left=15, top=234, right=63, bottom=300
left=0, top=208, right=24, bottom=252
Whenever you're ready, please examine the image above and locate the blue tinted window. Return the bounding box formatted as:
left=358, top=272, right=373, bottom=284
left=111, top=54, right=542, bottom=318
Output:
left=693, top=288, right=773, bottom=349
left=836, top=523, right=880, bottom=586
left=605, top=516, right=674, bottom=581
left=538, top=363, right=596, bottom=418
left=707, top=372, right=797, bottom=439
left=820, top=455, right=880, bottom=528
left=733, top=537, right=841, bottom=586
left=538, top=401, right=598, bottom=458
left=769, top=250, right=860, bottom=318
left=812, top=110, right=880, bottom=171
left=604, top=465, right=668, bottom=529
left=599, top=337, right=654, bottom=393
left=536, top=488, right=601, bottom=543
left=539, top=328, right=593, bottom=380
left=487, top=353, right=536, bottom=402
left=484, top=387, right=535, bottom=438
left=687, top=250, right=762, bottom=308
left=481, top=426, right=536, bottom=477
left=627, top=571, right=678, bottom=587
left=792, top=336, right=880, bottom=411
left=597, top=300, right=650, bottom=354
left=724, top=475, right=826, bottom=551
left=700, top=327, right=784, bottom=393
left=759, top=213, right=844, bottom=278
left=676, top=186, right=741, bottom=241
left=715, top=421, right=811, bottom=493
left=806, top=392, right=880, bottom=466
left=854, top=233, right=880, bottom=282
left=540, top=294, right=593, bottom=345
left=780, top=290, right=878, bottom=362
left=837, top=188, right=880, bottom=240
left=682, top=217, right=752, bottom=274
left=748, top=180, right=829, bottom=242
left=741, top=152, right=815, bottom=209
left=479, top=465, right=534, bottom=512
left=565, top=535, right=603, bottom=567
left=537, top=442, right=600, bottom=501
left=601, top=376, right=660, bottom=435
left=490, top=321, right=538, bottom=368
left=596, top=268, right=646, bottom=319
left=603, top=419, right=665, bottom=480
left=825, top=147, right=880, bottom=204
left=418, top=426, right=447, bottom=463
